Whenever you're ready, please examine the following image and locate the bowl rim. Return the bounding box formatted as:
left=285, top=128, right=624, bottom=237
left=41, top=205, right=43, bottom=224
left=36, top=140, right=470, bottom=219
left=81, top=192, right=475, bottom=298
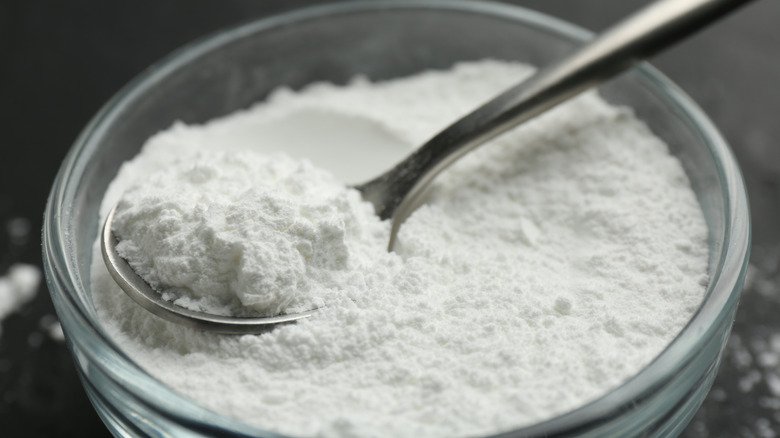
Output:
left=43, top=0, right=751, bottom=436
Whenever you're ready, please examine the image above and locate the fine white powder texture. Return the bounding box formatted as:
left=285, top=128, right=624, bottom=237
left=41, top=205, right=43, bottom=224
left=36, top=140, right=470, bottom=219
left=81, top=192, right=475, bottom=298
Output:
left=92, top=61, right=709, bottom=437
left=113, top=152, right=384, bottom=316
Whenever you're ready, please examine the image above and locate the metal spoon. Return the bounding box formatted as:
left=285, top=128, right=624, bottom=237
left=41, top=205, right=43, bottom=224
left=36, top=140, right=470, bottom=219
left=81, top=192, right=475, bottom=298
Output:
left=102, top=0, right=753, bottom=334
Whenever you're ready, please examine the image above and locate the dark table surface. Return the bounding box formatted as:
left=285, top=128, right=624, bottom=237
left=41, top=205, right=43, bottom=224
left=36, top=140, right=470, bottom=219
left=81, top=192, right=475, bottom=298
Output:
left=1, top=1, right=778, bottom=437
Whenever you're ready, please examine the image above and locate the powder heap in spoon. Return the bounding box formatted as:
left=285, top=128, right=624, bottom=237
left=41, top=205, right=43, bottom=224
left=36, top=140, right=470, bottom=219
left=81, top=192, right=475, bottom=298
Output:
left=111, top=151, right=383, bottom=317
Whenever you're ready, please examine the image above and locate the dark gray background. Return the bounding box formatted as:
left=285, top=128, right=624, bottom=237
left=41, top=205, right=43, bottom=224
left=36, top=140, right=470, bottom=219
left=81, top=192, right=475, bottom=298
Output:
left=0, top=1, right=778, bottom=436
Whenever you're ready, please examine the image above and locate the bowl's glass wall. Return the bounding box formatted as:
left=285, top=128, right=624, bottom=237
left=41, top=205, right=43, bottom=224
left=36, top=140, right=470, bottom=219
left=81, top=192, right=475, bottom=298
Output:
left=43, top=2, right=749, bottom=437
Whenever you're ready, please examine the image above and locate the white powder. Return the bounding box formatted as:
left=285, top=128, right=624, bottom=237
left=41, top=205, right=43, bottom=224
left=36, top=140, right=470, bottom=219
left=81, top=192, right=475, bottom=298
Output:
left=92, top=61, right=709, bottom=437
left=113, top=152, right=384, bottom=317
left=0, top=264, right=41, bottom=339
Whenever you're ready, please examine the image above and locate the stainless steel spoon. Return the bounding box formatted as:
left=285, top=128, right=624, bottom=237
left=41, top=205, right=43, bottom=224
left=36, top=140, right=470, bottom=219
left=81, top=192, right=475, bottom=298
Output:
left=102, top=0, right=754, bottom=334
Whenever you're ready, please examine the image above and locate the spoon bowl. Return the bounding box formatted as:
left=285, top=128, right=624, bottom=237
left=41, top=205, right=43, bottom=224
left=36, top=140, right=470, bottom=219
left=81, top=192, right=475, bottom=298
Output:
left=101, top=206, right=313, bottom=334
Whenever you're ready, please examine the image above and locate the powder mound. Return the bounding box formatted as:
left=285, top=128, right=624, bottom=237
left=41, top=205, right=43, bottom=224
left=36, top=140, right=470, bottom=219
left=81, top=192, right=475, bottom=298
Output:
left=112, top=151, right=364, bottom=317
left=93, top=60, right=711, bottom=438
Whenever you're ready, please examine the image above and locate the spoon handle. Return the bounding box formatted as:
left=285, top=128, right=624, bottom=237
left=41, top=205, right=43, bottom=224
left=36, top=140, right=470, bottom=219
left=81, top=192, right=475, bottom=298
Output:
left=358, top=0, right=753, bottom=236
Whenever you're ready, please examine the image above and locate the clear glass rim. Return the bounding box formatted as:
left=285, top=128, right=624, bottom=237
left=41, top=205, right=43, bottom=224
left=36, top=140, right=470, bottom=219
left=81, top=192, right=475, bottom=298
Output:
left=42, top=1, right=751, bottom=436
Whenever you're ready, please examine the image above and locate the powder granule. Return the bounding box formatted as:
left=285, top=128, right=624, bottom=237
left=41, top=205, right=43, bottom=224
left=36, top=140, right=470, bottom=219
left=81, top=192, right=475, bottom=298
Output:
left=0, top=264, right=41, bottom=339
left=91, top=60, right=709, bottom=437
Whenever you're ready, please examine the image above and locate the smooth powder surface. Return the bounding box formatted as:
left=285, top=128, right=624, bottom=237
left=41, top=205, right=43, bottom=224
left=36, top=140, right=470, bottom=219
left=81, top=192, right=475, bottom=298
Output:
left=92, top=61, right=709, bottom=437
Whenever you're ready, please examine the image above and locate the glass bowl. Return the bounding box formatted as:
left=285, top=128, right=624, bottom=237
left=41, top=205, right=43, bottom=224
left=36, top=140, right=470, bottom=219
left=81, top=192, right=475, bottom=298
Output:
left=42, top=1, right=750, bottom=437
